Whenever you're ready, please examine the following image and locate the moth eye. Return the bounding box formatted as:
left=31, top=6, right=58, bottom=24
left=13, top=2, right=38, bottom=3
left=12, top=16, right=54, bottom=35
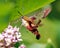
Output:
left=21, top=16, right=24, bottom=18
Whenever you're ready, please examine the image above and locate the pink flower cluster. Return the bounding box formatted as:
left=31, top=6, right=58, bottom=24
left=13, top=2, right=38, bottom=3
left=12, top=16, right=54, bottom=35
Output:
left=0, top=25, right=23, bottom=47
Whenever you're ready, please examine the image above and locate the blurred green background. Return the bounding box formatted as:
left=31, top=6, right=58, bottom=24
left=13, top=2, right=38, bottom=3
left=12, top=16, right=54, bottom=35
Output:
left=0, top=0, right=60, bottom=48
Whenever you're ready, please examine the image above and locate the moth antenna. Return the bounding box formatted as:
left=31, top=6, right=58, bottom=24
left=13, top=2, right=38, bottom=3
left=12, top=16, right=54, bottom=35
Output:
left=17, top=10, right=24, bottom=16
left=15, top=6, right=24, bottom=16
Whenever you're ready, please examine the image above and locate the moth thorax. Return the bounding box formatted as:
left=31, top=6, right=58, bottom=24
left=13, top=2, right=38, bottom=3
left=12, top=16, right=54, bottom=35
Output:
left=22, top=19, right=29, bottom=27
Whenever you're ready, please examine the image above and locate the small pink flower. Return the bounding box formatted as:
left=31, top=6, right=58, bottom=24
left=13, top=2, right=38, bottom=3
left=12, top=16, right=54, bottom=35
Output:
left=19, top=44, right=26, bottom=48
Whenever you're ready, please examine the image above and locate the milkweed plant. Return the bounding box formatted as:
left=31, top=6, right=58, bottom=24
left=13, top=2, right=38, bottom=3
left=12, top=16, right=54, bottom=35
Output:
left=0, top=25, right=26, bottom=48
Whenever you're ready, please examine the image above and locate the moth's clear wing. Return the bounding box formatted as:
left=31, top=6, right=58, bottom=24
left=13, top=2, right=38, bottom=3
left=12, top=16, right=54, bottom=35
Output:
left=26, top=5, right=52, bottom=24
left=10, top=5, right=51, bottom=25
left=42, top=5, right=52, bottom=18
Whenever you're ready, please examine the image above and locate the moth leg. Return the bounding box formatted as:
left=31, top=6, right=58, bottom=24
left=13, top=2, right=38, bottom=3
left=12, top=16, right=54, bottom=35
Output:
left=36, top=19, right=41, bottom=27
left=19, top=23, right=23, bottom=29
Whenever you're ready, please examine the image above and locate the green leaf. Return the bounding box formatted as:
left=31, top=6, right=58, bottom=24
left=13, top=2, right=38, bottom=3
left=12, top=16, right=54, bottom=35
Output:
left=18, top=0, right=55, bottom=15
left=10, top=0, right=55, bottom=21
left=0, top=3, right=15, bottom=32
